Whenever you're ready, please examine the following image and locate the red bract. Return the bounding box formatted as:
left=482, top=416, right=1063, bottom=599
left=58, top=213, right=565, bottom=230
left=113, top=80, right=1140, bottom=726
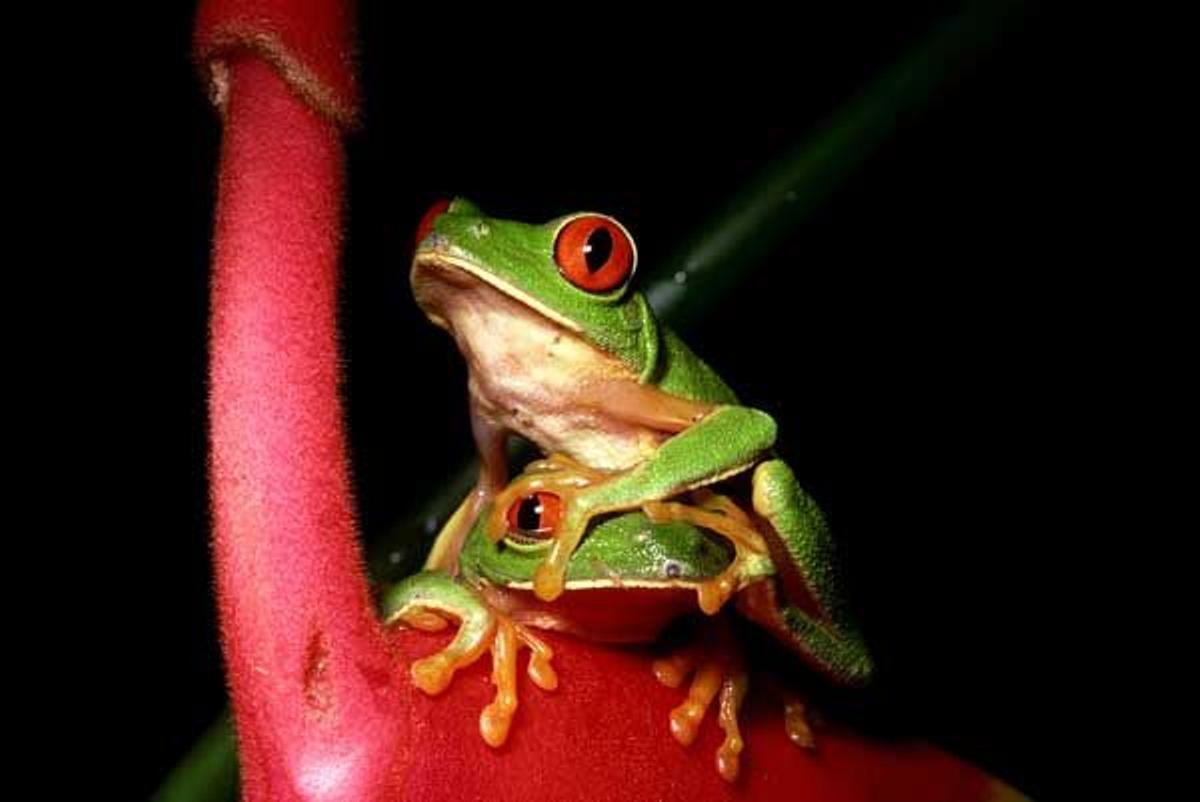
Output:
left=197, top=2, right=1021, bottom=800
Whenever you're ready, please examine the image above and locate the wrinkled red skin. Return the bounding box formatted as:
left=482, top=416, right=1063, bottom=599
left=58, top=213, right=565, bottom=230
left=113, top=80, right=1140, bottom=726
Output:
left=199, top=3, right=1004, bottom=800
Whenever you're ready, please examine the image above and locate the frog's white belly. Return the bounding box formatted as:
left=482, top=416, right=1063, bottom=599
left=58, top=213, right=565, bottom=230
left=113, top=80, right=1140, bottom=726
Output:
left=440, top=280, right=664, bottom=472
left=472, top=374, right=658, bottom=472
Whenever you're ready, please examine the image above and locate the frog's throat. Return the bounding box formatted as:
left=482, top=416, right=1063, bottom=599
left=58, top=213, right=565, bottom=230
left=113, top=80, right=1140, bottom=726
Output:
left=412, top=252, right=583, bottom=334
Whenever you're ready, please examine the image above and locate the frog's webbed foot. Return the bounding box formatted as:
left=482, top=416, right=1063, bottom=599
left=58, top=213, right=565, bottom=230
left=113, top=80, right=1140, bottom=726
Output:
left=652, top=623, right=749, bottom=782
left=382, top=572, right=557, bottom=747
left=643, top=489, right=770, bottom=615
left=652, top=618, right=824, bottom=782
left=486, top=452, right=610, bottom=602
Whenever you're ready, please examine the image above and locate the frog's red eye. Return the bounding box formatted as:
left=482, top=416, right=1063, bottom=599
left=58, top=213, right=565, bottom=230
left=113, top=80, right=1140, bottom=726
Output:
left=554, top=215, right=635, bottom=293
left=415, top=198, right=451, bottom=247
left=506, top=492, right=562, bottom=537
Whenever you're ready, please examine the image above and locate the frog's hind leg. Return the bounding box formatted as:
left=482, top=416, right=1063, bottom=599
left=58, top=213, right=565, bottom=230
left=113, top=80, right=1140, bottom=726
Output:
left=746, top=459, right=874, bottom=686
left=381, top=572, right=558, bottom=746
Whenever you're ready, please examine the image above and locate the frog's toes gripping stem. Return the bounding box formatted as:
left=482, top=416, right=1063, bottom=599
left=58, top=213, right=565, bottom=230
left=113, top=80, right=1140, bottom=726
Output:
left=652, top=624, right=749, bottom=783
left=653, top=620, right=824, bottom=782
left=381, top=572, right=557, bottom=747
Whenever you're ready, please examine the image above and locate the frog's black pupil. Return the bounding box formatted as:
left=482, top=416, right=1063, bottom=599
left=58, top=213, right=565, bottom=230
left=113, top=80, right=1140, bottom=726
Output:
left=583, top=227, right=613, bottom=273
left=517, top=496, right=543, bottom=531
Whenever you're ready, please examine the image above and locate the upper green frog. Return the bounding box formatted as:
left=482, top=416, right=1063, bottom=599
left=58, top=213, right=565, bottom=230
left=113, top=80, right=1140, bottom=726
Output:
left=397, top=198, right=872, bottom=780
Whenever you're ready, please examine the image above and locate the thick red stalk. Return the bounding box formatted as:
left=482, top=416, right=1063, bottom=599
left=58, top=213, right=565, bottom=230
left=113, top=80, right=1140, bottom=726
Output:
left=208, top=56, right=403, bottom=801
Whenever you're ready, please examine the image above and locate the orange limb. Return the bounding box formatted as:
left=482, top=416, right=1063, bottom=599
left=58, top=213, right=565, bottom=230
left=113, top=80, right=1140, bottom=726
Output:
left=716, top=669, right=749, bottom=782
left=485, top=453, right=612, bottom=602
left=479, top=618, right=561, bottom=748
left=652, top=621, right=751, bottom=783
left=643, top=491, right=769, bottom=615
left=486, top=453, right=607, bottom=545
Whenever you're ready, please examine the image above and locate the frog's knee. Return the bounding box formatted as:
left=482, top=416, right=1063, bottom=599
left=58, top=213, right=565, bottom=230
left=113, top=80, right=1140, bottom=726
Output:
left=710, top=406, right=776, bottom=450
left=739, top=408, right=778, bottom=451
left=751, top=459, right=799, bottom=518
left=380, top=571, right=466, bottom=624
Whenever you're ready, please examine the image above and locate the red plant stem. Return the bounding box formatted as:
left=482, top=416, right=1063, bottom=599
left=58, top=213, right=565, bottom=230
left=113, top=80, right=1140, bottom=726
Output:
left=208, top=56, right=403, bottom=801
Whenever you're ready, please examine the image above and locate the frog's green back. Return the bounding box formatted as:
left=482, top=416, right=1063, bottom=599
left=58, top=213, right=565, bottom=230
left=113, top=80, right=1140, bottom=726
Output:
left=650, top=322, right=740, bottom=405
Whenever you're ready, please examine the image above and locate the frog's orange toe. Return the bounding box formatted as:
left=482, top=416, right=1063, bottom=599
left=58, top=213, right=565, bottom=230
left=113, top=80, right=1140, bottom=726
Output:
left=411, top=654, right=455, bottom=695
left=654, top=619, right=752, bottom=782
left=784, top=699, right=817, bottom=749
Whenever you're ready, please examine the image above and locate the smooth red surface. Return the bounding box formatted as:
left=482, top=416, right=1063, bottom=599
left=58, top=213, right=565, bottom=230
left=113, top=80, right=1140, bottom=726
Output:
left=386, top=626, right=996, bottom=802
left=199, top=3, right=1008, bottom=800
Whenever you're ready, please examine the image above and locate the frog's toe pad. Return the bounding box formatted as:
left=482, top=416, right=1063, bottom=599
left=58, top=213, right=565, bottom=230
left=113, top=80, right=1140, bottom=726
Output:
left=411, top=653, right=455, bottom=695
left=480, top=691, right=517, bottom=747
left=783, top=697, right=824, bottom=749
left=654, top=636, right=749, bottom=782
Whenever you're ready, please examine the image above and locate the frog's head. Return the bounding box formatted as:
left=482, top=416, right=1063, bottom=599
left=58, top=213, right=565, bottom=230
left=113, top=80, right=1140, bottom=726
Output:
left=464, top=498, right=739, bottom=592
left=411, top=198, right=655, bottom=373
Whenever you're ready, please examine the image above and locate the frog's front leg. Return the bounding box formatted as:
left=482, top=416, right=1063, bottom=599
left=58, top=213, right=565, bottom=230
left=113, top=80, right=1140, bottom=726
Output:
left=652, top=617, right=750, bottom=782
left=653, top=616, right=830, bottom=782
left=497, top=405, right=779, bottom=602
left=381, top=572, right=557, bottom=747
left=741, top=459, right=874, bottom=686
left=644, top=489, right=773, bottom=615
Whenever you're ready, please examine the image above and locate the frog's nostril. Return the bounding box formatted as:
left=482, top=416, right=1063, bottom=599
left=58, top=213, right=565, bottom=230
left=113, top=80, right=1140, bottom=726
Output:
left=415, top=198, right=452, bottom=247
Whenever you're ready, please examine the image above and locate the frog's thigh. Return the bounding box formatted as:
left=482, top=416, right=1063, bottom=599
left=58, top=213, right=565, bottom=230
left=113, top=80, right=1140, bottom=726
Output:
left=749, top=460, right=838, bottom=615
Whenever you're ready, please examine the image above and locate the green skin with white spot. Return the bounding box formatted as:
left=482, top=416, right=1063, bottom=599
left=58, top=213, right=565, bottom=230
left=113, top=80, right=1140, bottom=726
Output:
left=394, top=199, right=872, bottom=687
left=463, top=508, right=743, bottom=587
left=383, top=507, right=755, bottom=652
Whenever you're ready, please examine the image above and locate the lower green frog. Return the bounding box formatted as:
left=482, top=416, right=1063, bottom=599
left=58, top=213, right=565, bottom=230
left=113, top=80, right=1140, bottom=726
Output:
left=382, top=459, right=872, bottom=782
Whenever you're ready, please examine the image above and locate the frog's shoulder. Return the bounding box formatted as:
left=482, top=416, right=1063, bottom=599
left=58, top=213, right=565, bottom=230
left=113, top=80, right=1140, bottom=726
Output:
left=651, top=325, right=739, bottom=405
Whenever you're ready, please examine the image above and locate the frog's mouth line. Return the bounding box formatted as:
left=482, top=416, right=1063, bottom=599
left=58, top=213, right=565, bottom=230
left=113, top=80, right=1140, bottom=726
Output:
left=506, top=577, right=710, bottom=592
left=412, top=251, right=583, bottom=334
left=494, top=536, right=702, bottom=591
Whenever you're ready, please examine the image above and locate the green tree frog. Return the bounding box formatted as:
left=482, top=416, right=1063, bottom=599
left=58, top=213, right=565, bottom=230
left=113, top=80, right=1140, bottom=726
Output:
left=393, top=199, right=873, bottom=779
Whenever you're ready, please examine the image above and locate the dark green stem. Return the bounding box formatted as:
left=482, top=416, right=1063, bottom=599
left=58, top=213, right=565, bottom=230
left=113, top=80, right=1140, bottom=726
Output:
left=152, top=713, right=238, bottom=802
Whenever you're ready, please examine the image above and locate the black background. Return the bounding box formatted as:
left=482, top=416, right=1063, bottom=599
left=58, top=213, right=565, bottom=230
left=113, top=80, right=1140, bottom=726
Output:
left=83, top=3, right=1098, bottom=800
